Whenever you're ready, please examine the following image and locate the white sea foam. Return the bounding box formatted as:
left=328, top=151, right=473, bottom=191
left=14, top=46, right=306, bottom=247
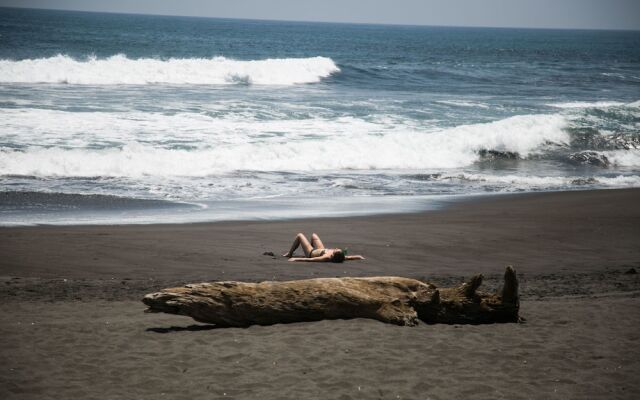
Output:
left=435, top=173, right=640, bottom=189
left=0, top=54, right=340, bottom=85
left=604, top=150, right=640, bottom=167
left=546, top=101, right=626, bottom=109
left=435, top=100, right=490, bottom=109
left=0, top=110, right=569, bottom=176
left=626, top=100, right=640, bottom=108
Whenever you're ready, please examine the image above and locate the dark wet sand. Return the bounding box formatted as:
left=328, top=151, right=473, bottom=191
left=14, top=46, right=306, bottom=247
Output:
left=1, top=188, right=639, bottom=399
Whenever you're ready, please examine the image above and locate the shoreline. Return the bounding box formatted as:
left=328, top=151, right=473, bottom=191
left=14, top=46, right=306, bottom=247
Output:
left=0, top=187, right=640, bottom=230
left=1, top=187, right=637, bottom=228
left=0, top=191, right=451, bottom=227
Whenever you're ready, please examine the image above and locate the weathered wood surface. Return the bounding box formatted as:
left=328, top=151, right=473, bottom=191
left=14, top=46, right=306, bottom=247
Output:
left=143, top=266, right=519, bottom=327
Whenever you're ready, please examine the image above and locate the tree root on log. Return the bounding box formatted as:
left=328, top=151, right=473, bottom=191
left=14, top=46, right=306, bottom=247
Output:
left=143, top=266, right=520, bottom=327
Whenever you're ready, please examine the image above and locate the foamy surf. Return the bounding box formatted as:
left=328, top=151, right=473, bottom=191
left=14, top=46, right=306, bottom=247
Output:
left=0, top=113, right=571, bottom=176
left=432, top=173, right=640, bottom=189
left=604, top=150, right=640, bottom=167
left=546, top=101, right=631, bottom=109
left=0, top=54, right=340, bottom=85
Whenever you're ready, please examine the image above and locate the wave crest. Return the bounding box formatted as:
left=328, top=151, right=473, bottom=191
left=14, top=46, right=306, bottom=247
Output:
left=0, top=54, right=340, bottom=85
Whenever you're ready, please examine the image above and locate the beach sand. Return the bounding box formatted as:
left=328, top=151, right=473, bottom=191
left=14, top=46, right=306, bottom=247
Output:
left=1, top=189, right=639, bottom=399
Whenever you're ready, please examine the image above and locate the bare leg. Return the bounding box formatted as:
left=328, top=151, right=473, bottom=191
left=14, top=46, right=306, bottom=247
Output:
left=311, top=233, right=325, bottom=250
left=284, top=233, right=313, bottom=257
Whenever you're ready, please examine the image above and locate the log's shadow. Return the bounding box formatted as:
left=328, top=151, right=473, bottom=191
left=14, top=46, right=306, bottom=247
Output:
left=146, top=324, right=218, bottom=333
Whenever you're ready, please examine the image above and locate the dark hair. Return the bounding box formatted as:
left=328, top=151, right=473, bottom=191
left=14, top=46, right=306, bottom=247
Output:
left=330, top=249, right=346, bottom=263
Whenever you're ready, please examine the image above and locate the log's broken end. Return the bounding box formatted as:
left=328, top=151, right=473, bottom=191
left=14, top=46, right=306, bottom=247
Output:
left=418, top=266, right=520, bottom=324
left=501, top=265, right=519, bottom=305
left=142, top=291, right=182, bottom=315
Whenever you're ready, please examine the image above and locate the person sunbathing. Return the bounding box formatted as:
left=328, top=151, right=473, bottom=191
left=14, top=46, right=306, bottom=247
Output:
left=283, top=233, right=365, bottom=263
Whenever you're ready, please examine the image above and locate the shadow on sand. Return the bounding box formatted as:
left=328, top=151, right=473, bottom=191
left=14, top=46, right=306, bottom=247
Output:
left=146, top=324, right=218, bottom=333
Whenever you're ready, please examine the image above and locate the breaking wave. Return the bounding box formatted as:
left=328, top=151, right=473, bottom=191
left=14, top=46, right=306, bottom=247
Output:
left=0, top=54, right=340, bottom=85
left=0, top=112, right=570, bottom=177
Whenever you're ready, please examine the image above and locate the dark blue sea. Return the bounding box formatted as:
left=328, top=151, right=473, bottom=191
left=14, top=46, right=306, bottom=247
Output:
left=1, top=7, right=639, bottom=225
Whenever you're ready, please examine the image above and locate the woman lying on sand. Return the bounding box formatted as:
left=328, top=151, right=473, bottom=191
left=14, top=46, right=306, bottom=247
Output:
left=283, top=233, right=365, bottom=263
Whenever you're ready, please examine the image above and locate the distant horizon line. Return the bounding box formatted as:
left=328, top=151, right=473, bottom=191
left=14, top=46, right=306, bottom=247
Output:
left=4, top=6, right=639, bottom=33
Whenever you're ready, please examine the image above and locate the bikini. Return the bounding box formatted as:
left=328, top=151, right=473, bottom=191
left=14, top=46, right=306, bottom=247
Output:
left=309, top=248, right=327, bottom=258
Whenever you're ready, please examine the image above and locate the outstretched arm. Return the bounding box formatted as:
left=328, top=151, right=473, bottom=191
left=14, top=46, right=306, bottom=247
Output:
left=345, top=255, right=365, bottom=261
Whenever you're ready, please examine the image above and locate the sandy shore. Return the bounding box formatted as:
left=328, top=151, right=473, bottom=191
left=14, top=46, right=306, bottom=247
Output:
left=1, top=189, right=639, bottom=399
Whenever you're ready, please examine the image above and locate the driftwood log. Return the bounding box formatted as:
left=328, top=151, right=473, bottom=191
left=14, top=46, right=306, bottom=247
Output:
left=143, top=266, right=519, bottom=327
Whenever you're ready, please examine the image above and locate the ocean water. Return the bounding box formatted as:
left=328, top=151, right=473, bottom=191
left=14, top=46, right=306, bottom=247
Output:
left=1, top=8, right=639, bottom=225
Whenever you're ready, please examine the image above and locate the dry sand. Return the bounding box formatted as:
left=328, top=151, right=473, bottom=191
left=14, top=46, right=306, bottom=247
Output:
left=1, top=188, right=639, bottom=399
